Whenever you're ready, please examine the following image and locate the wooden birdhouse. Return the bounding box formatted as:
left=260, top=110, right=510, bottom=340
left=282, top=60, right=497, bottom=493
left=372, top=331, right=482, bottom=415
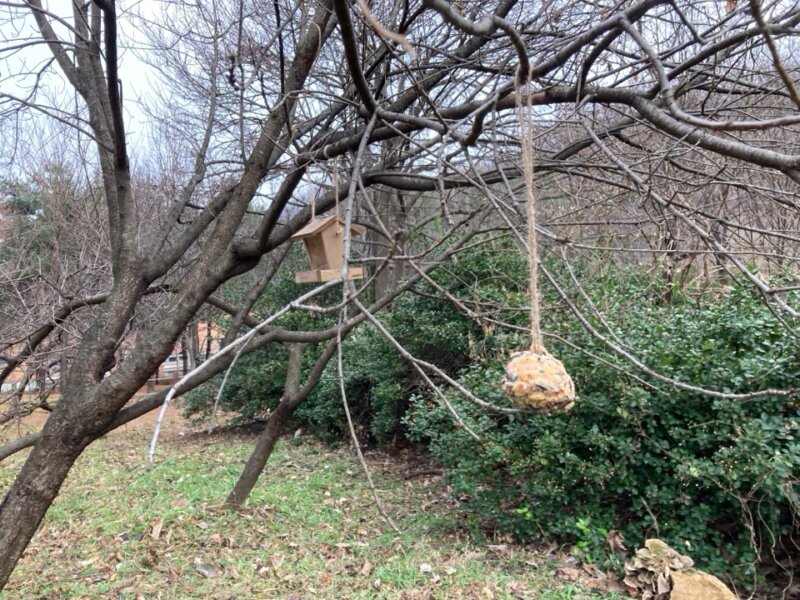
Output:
left=291, top=215, right=365, bottom=283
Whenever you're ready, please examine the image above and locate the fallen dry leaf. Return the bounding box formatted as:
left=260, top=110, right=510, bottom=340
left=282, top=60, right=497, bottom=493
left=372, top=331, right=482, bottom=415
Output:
left=360, top=560, right=373, bottom=577
left=150, top=518, right=163, bottom=540
left=505, top=580, right=530, bottom=599
left=585, top=576, right=628, bottom=593
left=607, top=529, right=627, bottom=555
left=581, top=562, right=604, bottom=578
left=487, top=544, right=511, bottom=556
left=270, top=553, right=285, bottom=570
left=556, top=566, right=582, bottom=581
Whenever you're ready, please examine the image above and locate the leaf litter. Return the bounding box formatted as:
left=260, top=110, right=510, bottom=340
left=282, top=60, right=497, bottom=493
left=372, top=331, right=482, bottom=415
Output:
left=0, top=412, right=621, bottom=599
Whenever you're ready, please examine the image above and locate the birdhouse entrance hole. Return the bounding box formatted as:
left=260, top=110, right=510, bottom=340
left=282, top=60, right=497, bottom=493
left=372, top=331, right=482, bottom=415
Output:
left=291, top=215, right=365, bottom=283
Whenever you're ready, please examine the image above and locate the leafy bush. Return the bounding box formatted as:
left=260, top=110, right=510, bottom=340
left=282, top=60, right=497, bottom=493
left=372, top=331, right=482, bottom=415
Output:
left=287, top=240, right=530, bottom=441
left=182, top=243, right=483, bottom=442
left=406, top=277, right=800, bottom=587
left=181, top=344, right=291, bottom=424
left=185, top=238, right=799, bottom=590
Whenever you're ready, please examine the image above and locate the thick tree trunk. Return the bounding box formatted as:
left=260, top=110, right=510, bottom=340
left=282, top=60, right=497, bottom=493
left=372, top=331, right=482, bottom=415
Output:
left=0, top=267, right=150, bottom=588
left=180, top=333, right=190, bottom=376
left=370, top=141, right=408, bottom=302
left=225, top=343, right=303, bottom=506
left=0, top=382, right=118, bottom=588
left=372, top=187, right=407, bottom=301
left=0, top=434, right=85, bottom=586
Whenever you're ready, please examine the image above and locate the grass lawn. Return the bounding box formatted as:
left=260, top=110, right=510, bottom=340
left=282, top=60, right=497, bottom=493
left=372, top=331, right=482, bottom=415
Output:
left=0, top=414, right=623, bottom=599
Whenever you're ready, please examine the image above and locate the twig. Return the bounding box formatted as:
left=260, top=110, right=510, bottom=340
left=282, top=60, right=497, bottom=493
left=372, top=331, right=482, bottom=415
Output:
left=336, top=114, right=400, bottom=534
left=147, top=278, right=342, bottom=464
left=354, top=0, right=416, bottom=58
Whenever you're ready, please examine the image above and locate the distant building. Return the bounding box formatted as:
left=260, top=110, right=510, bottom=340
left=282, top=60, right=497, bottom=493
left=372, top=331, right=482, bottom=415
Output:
left=145, top=320, right=222, bottom=388
left=1, top=321, right=223, bottom=398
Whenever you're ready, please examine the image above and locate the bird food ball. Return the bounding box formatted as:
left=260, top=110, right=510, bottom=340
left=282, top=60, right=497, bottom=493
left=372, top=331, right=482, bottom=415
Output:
left=502, top=351, right=575, bottom=412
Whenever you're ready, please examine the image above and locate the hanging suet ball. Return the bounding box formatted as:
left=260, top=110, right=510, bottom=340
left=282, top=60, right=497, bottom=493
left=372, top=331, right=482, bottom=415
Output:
left=502, top=350, right=575, bottom=413
left=498, top=80, right=576, bottom=414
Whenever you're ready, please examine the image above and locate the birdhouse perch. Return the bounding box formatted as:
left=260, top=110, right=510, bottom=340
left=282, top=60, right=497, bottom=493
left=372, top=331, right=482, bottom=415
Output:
left=291, top=215, right=365, bottom=283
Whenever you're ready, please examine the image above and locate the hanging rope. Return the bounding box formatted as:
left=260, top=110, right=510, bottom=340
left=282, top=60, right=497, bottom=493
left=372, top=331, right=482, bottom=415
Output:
left=517, top=78, right=543, bottom=354
left=333, top=157, right=341, bottom=233
left=501, top=75, right=576, bottom=413
left=333, top=157, right=340, bottom=218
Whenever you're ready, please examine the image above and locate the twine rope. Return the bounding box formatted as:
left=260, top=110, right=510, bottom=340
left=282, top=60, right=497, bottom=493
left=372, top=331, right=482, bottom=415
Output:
left=517, top=78, right=544, bottom=354
left=333, top=157, right=341, bottom=233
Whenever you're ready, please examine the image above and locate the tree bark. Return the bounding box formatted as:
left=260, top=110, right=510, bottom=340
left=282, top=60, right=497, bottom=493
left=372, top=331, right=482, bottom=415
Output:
left=0, top=435, right=84, bottom=586
left=372, top=187, right=408, bottom=302
left=0, top=379, right=118, bottom=587
left=225, top=343, right=303, bottom=506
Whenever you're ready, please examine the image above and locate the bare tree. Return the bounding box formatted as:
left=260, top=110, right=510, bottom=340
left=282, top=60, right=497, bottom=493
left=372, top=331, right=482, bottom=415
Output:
left=1, top=0, right=799, bottom=588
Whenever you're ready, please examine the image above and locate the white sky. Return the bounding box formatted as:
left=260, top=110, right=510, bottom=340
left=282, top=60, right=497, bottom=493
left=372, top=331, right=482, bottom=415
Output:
left=0, top=1, right=165, bottom=161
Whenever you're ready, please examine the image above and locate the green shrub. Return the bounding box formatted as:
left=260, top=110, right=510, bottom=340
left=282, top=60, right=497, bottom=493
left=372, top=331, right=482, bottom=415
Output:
left=182, top=240, right=513, bottom=441
left=405, top=280, right=800, bottom=587
left=185, top=238, right=799, bottom=591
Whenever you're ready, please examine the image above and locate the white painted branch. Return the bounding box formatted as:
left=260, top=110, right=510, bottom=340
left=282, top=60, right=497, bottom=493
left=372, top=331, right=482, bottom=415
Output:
left=146, top=277, right=342, bottom=464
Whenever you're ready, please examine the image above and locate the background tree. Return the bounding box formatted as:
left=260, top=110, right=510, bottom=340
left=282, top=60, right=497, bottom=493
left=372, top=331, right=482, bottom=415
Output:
left=0, top=0, right=799, bottom=590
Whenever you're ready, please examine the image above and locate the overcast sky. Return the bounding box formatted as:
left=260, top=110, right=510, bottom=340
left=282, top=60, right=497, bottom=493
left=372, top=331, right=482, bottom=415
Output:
left=0, top=1, right=165, bottom=162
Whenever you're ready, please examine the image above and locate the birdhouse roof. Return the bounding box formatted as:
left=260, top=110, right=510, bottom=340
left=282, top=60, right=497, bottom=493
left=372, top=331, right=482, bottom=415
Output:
left=290, top=215, right=364, bottom=239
